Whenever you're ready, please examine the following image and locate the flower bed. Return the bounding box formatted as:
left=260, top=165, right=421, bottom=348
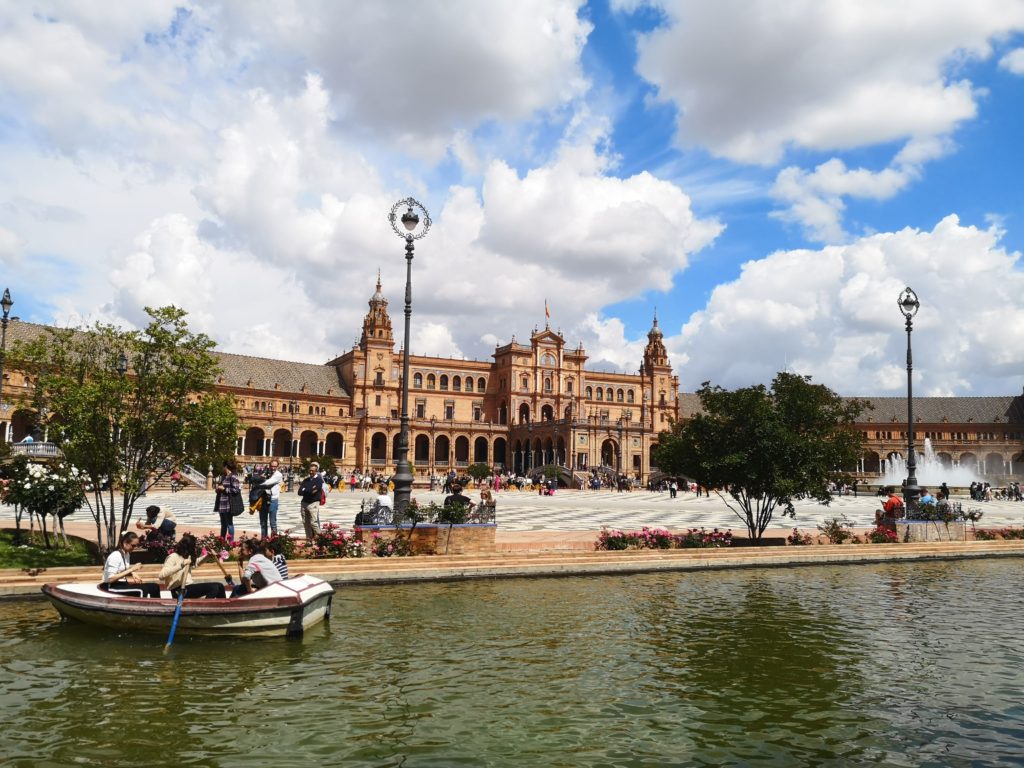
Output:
left=595, top=526, right=732, bottom=551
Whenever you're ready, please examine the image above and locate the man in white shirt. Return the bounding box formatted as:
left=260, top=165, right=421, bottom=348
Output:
left=258, top=460, right=283, bottom=538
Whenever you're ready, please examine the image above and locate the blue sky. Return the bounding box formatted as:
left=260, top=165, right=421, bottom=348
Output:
left=2, top=0, right=1024, bottom=397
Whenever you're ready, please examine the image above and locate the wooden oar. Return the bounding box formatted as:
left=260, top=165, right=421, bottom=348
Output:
left=163, top=562, right=191, bottom=654
left=209, top=552, right=234, bottom=585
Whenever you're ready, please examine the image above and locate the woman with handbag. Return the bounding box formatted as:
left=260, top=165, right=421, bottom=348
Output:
left=215, top=459, right=243, bottom=540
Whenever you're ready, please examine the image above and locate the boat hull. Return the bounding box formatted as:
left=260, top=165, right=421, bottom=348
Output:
left=42, top=574, right=334, bottom=638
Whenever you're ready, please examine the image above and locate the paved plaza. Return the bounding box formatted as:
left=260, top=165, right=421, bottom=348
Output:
left=5, top=487, right=1023, bottom=539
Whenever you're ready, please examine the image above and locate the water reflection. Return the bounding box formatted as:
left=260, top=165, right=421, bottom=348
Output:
left=1, top=562, right=1024, bottom=766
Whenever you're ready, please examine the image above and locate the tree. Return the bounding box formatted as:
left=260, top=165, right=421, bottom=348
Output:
left=466, top=463, right=491, bottom=483
left=0, top=455, right=85, bottom=547
left=653, top=372, right=865, bottom=540
left=13, top=306, right=239, bottom=552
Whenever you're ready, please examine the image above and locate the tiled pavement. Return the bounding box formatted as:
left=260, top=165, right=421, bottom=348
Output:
left=5, top=487, right=1022, bottom=538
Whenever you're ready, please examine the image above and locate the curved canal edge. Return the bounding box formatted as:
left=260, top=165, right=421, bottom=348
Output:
left=4, top=539, right=1024, bottom=597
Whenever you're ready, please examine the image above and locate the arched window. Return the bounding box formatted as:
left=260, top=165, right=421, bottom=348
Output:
left=597, top=388, right=604, bottom=401
left=627, top=390, right=634, bottom=403
left=544, top=377, right=552, bottom=393
left=453, top=375, right=462, bottom=392
left=465, top=377, right=474, bottom=393
left=427, top=374, right=436, bottom=390
left=440, top=375, right=449, bottom=391
left=478, top=377, right=486, bottom=392
left=521, top=375, right=529, bottom=391
left=414, top=372, right=423, bottom=388
left=606, top=387, right=614, bottom=402
left=566, top=379, right=573, bottom=394
left=617, top=389, right=624, bottom=402
left=586, top=386, right=593, bottom=399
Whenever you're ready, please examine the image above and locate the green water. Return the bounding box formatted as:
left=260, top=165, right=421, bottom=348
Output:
left=2, top=560, right=1024, bottom=767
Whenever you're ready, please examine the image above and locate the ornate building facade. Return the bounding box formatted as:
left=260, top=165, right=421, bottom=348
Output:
left=0, top=280, right=679, bottom=484
left=3, top=279, right=1023, bottom=485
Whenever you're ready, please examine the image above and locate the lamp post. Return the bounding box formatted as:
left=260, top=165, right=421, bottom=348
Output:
left=616, top=419, right=624, bottom=476
left=0, top=289, right=12, bottom=444
left=287, top=399, right=298, bottom=492
left=429, top=416, right=436, bottom=485
left=389, top=197, right=431, bottom=516
left=898, top=287, right=921, bottom=510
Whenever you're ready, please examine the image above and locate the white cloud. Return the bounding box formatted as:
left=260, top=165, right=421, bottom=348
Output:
left=622, top=0, right=1024, bottom=164
left=672, top=215, right=1024, bottom=395
left=208, top=0, right=593, bottom=157
left=0, top=225, right=21, bottom=266
left=771, top=137, right=959, bottom=242
left=772, top=159, right=915, bottom=242
left=999, top=47, right=1024, bottom=74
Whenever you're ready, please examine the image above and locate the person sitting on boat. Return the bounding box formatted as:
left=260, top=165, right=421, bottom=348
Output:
left=230, top=538, right=284, bottom=597
left=136, top=505, right=177, bottom=541
left=103, top=532, right=160, bottom=598
left=159, top=534, right=227, bottom=599
left=264, top=539, right=288, bottom=580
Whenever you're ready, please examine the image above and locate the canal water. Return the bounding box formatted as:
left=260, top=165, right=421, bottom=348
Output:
left=2, top=560, right=1023, bottom=767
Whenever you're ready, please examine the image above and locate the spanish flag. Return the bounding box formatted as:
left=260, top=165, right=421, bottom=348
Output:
left=544, top=299, right=550, bottom=320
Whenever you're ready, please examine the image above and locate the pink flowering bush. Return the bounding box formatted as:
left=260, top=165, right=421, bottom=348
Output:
left=595, top=526, right=731, bottom=551
left=303, top=522, right=365, bottom=558
left=370, top=532, right=414, bottom=557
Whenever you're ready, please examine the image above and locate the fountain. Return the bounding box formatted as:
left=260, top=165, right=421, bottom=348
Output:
left=879, top=438, right=979, bottom=488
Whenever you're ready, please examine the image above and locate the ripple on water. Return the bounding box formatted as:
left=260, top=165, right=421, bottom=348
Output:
left=2, top=560, right=1024, bottom=766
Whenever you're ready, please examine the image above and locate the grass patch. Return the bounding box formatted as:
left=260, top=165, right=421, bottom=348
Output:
left=0, top=529, right=99, bottom=569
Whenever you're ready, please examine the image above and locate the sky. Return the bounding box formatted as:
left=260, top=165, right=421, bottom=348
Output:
left=2, top=0, right=1024, bottom=397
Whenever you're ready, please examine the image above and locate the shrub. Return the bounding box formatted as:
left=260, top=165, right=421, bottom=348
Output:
left=674, top=528, right=732, bottom=548
left=787, top=528, right=813, bottom=545
left=370, top=532, right=415, bottom=557
left=303, top=522, right=365, bottom=558
left=973, top=529, right=998, bottom=541
left=818, top=515, right=853, bottom=544
left=866, top=526, right=898, bottom=544
left=595, top=529, right=639, bottom=551
left=637, top=527, right=674, bottom=549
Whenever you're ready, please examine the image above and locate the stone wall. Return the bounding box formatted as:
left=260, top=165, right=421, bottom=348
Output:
left=896, top=520, right=967, bottom=543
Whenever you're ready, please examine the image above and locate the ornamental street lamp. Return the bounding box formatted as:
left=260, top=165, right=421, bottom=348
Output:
left=389, top=197, right=431, bottom=516
left=898, top=287, right=921, bottom=511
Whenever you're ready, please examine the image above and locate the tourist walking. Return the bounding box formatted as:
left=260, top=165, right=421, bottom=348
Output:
left=297, top=462, right=324, bottom=540
left=215, top=460, right=243, bottom=540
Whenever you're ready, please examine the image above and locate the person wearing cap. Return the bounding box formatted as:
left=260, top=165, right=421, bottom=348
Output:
left=135, top=504, right=177, bottom=541
left=297, top=462, right=324, bottom=540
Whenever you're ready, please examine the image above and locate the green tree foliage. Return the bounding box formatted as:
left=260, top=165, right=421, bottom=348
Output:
left=653, top=372, right=865, bottom=540
left=13, top=306, right=239, bottom=551
left=466, top=462, right=491, bottom=482
left=299, top=455, right=338, bottom=479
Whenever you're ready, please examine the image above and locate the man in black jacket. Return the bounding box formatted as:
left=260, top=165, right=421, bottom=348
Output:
left=297, top=462, right=324, bottom=541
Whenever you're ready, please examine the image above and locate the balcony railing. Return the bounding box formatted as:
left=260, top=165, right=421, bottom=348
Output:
left=10, top=442, right=62, bottom=458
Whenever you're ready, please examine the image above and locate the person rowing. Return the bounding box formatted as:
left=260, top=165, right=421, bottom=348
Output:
left=158, top=533, right=227, bottom=599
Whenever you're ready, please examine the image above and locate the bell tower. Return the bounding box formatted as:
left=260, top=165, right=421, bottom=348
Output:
left=360, top=273, right=395, bottom=351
